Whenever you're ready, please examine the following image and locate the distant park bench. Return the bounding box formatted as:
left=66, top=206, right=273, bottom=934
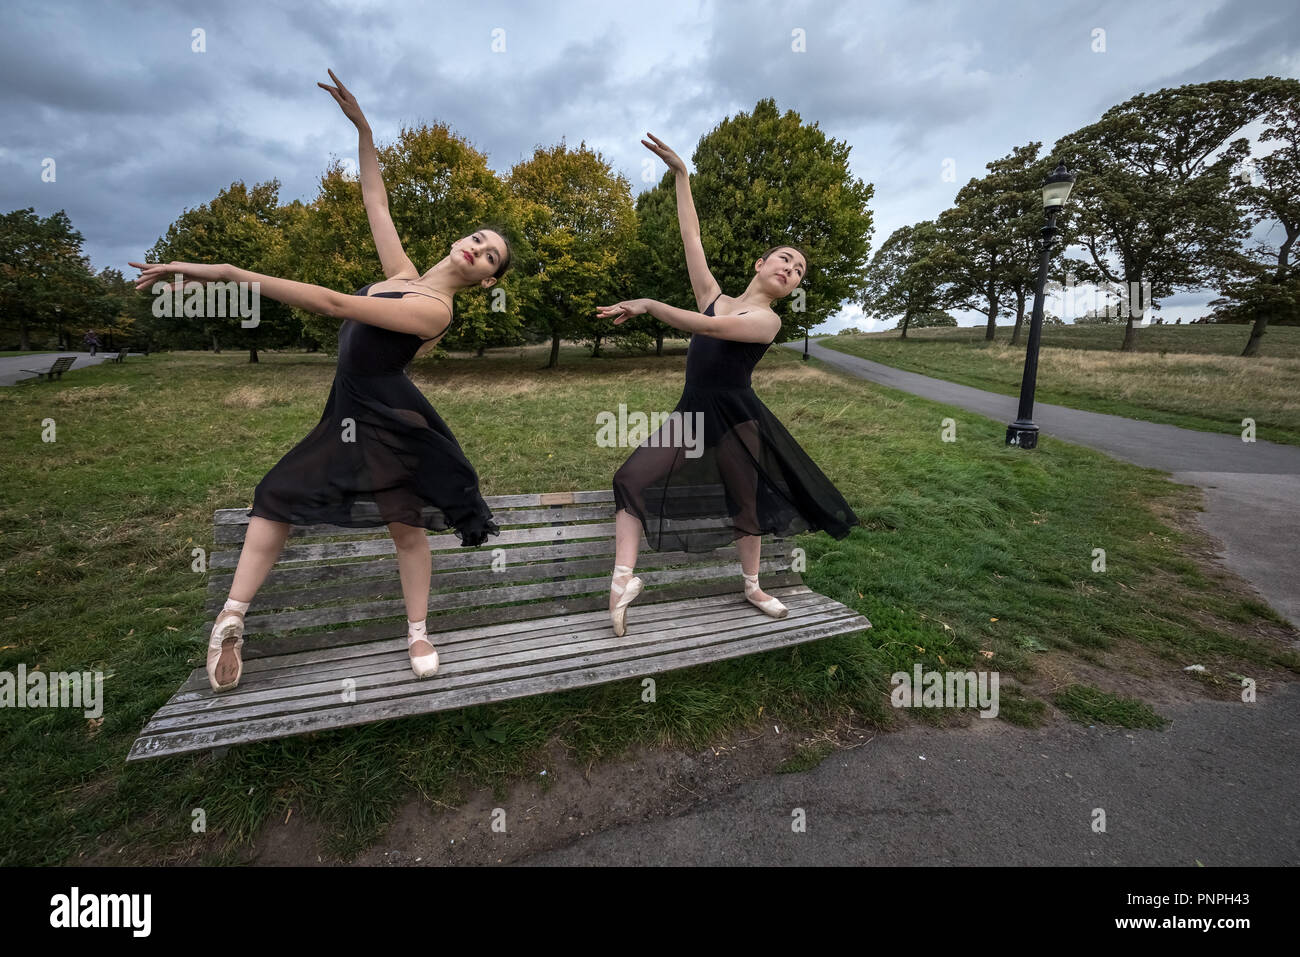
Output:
left=128, top=488, right=871, bottom=761
left=20, top=356, right=77, bottom=381
left=108, top=347, right=129, bottom=363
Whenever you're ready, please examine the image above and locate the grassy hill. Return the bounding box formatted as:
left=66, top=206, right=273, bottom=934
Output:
left=820, top=323, right=1300, bottom=446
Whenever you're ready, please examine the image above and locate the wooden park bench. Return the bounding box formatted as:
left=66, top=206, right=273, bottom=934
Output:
left=108, top=347, right=129, bottom=363
left=20, top=355, right=77, bottom=381
left=128, top=488, right=871, bottom=762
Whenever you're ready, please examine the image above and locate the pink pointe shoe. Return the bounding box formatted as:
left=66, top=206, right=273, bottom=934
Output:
left=207, top=609, right=246, bottom=692
left=743, top=573, right=788, bottom=618
left=610, top=564, right=643, bottom=637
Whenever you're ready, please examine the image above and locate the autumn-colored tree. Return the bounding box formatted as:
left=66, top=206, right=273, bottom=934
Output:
left=285, top=123, right=526, bottom=356
left=508, top=141, right=637, bottom=367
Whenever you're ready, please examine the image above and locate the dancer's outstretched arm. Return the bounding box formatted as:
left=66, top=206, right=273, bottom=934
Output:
left=319, top=69, right=419, bottom=281
left=597, top=298, right=778, bottom=345
left=642, top=133, right=720, bottom=312
left=129, top=260, right=449, bottom=341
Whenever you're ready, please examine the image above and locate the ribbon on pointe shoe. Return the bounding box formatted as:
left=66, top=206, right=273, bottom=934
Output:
left=407, top=619, right=438, bottom=677
left=743, top=573, right=788, bottom=619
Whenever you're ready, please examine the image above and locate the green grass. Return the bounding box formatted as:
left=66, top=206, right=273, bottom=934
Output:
left=1052, top=684, right=1169, bottom=729
left=1, top=342, right=1295, bottom=864
left=776, top=740, right=835, bottom=773
left=821, top=323, right=1300, bottom=446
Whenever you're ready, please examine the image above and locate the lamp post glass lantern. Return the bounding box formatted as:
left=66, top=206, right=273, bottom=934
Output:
left=1006, top=162, right=1077, bottom=449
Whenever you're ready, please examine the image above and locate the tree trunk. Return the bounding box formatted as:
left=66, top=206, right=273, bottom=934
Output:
left=19, top=319, right=30, bottom=351
left=591, top=334, right=603, bottom=358
left=656, top=330, right=665, bottom=356
left=1120, top=315, right=1138, bottom=352
left=249, top=347, right=259, bottom=363
left=984, top=286, right=998, bottom=341
left=1244, top=230, right=1296, bottom=357
left=1011, top=290, right=1027, bottom=346
left=900, top=313, right=910, bottom=339
left=1241, top=316, right=1268, bottom=356
left=211, top=331, right=221, bottom=354
left=476, top=344, right=486, bottom=357
left=547, top=333, right=561, bottom=369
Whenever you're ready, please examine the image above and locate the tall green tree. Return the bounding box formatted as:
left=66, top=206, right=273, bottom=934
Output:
left=508, top=141, right=637, bottom=368
left=1051, top=79, right=1275, bottom=351
left=688, top=98, right=874, bottom=339
left=937, top=142, right=1049, bottom=342
left=285, top=122, right=526, bottom=356
left=1211, top=81, right=1300, bottom=354
left=860, top=221, right=950, bottom=338
left=624, top=181, right=693, bottom=355
left=146, top=179, right=297, bottom=360
left=0, top=207, right=99, bottom=350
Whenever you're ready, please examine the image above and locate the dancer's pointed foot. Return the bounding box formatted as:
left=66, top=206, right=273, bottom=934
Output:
left=207, top=609, right=245, bottom=692
left=407, top=620, right=438, bottom=677
left=610, top=564, right=643, bottom=637
left=743, top=573, right=787, bottom=618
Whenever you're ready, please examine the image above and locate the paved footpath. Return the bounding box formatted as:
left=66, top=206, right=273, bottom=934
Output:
left=511, top=337, right=1298, bottom=867
left=782, top=337, right=1300, bottom=630
left=0, top=350, right=139, bottom=386
left=525, top=682, right=1300, bottom=865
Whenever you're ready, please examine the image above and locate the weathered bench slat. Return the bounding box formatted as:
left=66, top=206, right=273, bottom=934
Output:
left=205, top=540, right=790, bottom=616
left=225, top=561, right=800, bottom=637
left=212, top=504, right=626, bottom=543
left=213, top=490, right=617, bottom=527
left=211, top=547, right=793, bottom=617
left=204, top=540, right=786, bottom=604
left=133, top=601, right=866, bottom=741
left=209, top=516, right=745, bottom=568
left=128, top=613, right=868, bottom=760
left=173, top=586, right=821, bottom=700
left=146, top=591, right=841, bottom=724
left=207, top=571, right=807, bottom=664
left=143, top=603, right=857, bottom=735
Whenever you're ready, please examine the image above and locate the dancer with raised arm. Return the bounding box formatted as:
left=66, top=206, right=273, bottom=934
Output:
left=132, top=70, right=512, bottom=690
left=597, top=133, right=859, bottom=637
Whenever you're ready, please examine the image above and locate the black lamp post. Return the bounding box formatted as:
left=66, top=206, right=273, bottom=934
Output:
left=803, top=325, right=809, bottom=361
left=1006, top=161, right=1077, bottom=449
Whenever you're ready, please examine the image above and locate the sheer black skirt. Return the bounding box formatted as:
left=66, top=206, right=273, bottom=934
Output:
left=612, top=384, right=859, bottom=552
left=249, top=371, right=500, bottom=547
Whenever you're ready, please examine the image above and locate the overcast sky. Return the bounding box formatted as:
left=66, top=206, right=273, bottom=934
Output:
left=3, top=0, right=1296, bottom=331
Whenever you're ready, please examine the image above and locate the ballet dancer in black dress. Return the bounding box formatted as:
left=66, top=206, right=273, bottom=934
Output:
left=596, top=133, right=859, bottom=636
left=131, top=70, right=511, bottom=690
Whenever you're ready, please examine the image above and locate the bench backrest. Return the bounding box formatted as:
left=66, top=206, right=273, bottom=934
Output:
left=52, top=356, right=76, bottom=373
left=208, top=489, right=805, bottom=656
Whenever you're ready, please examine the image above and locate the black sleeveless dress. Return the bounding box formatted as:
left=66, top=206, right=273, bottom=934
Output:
left=247, top=283, right=500, bottom=547
left=613, top=293, right=859, bottom=552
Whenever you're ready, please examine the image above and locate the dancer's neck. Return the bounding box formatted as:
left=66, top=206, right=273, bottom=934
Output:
left=734, top=284, right=777, bottom=312
left=413, top=256, right=475, bottom=300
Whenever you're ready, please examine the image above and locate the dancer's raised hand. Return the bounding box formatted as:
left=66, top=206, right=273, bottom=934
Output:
left=596, top=299, right=651, bottom=325
left=642, top=133, right=687, bottom=174
left=128, top=260, right=225, bottom=292
left=318, top=68, right=369, bottom=131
